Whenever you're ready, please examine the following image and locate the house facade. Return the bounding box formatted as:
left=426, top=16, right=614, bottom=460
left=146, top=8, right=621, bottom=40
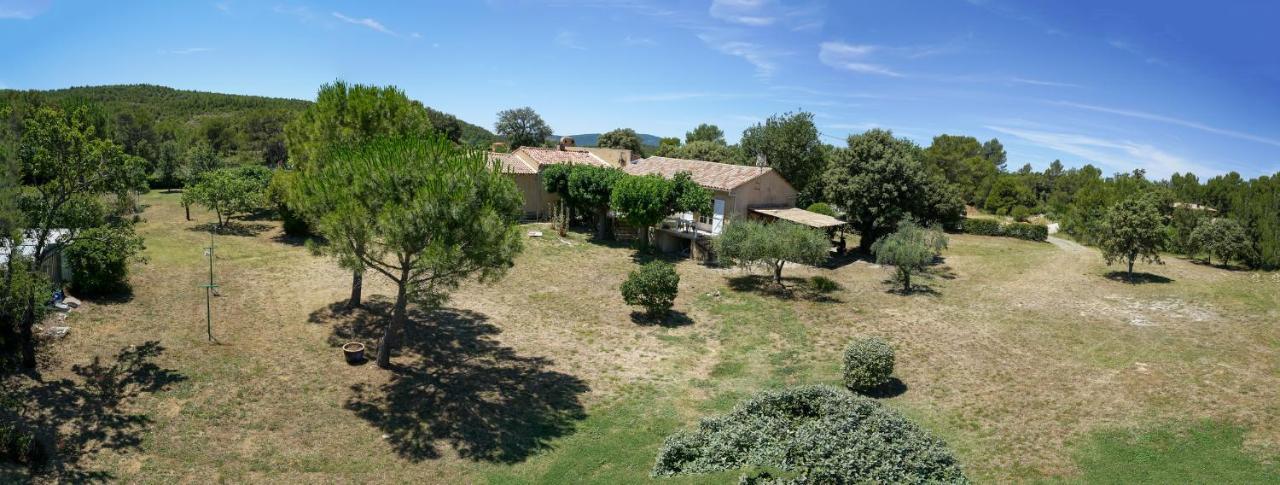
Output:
left=622, top=156, right=797, bottom=235
left=489, top=143, right=630, bottom=218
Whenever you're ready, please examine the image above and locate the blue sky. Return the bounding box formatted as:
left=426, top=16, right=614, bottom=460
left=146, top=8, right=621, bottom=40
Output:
left=2, top=0, right=1278, bottom=178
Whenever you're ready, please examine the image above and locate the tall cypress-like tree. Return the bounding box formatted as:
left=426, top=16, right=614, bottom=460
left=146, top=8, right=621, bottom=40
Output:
left=291, top=136, right=523, bottom=368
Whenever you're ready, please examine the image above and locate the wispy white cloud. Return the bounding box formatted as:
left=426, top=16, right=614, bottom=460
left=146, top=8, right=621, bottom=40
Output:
left=1011, top=77, right=1082, bottom=88
left=709, top=0, right=775, bottom=26
left=623, top=35, right=657, bottom=47
left=986, top=125, right=1214, bottom=178
left=698, top=34, right=785, bottom=78
left=555, top=31, right=586, bottom=50
left=158, top=47, right=216, bottom=55
left=332, top=11, right=399, bottom=37
left=817, top=42, right=902, bottom=77
left=1107, top=39, right=1168, bottom=66
left=0, top=0, right=50, bottom=19
left=1052, top=100, right=1280, bottom=148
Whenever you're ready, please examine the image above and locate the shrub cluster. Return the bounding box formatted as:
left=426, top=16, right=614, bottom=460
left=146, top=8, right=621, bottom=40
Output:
left=620, top=261, right=680, bottom=317
left=64, top=226, right=146, bottom=296
left=652, top=385, right=967, bottom=484
left=959, top=218, right=1047, bottom=241
left=842, top=337, right=895, bottom=392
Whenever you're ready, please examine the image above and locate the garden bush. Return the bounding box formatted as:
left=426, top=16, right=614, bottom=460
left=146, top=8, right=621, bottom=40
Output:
left=620, top=261, right=679, bottom=317
left=960, top=218, right=1001, bottom=236
left=1002, top=222, right=1048, bottom=242
left=0, top=421, right=45, bottom=467
left=64, top=226, right=146, bottom=296
left=805, top=202, right=835, bottom=217
left=843, top=337, right=895, bottom=392
left=653, top=385, right=967, bottom=484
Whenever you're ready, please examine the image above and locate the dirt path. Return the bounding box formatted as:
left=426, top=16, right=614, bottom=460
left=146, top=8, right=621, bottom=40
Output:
left=1047, top=235, right=1089, bottom=253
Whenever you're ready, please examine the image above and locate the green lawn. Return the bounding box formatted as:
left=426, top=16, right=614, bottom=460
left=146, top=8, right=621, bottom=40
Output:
left=9, top=191, right=1280, bottom=483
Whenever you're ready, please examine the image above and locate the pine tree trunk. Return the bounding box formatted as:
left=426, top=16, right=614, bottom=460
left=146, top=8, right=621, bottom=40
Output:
left=347, top=271, right=363, bottom=309
left=377, top=282, right=408, bottom=369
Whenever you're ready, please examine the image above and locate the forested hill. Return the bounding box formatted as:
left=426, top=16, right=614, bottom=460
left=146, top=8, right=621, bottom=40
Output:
left=0, top=84, right=498, bottom=166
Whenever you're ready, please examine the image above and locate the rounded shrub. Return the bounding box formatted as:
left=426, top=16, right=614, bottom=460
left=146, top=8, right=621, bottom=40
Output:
left=64, top=226, right=146, bottom=296
left=842, top=337, right=894, bottom=392
left=653, top=385, right=966, bottom=483
left=620, top=261, right=679, bottom=317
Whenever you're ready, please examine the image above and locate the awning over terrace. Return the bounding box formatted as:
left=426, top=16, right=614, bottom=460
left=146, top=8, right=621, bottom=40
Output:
left=750, top=207, right=846, bottom=229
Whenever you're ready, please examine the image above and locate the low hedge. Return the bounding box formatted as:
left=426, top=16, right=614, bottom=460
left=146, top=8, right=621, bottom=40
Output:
left=959, top=218, right=1047, bottom=242
left=653, top=385, right=968, bottom=484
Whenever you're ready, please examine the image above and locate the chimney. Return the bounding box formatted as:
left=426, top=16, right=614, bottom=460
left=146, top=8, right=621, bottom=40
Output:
left=558, top=136, right=576, bottom=151
left=755, top=153, right=767, bottom=167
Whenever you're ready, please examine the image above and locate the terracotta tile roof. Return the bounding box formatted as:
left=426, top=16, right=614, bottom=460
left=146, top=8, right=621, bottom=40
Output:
left=515, top=147, right=613, bottom=170
left=623, top=156, right=775, bottom=191
left=487, top=152, right=534, bottom=174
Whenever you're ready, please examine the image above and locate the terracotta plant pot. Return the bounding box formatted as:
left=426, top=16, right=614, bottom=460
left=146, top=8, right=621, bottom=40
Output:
left=342, top=342, right=366, bottom=364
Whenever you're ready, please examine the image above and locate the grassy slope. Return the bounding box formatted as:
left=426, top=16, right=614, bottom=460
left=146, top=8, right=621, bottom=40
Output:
left=29, top=191, right=1280, bottom=483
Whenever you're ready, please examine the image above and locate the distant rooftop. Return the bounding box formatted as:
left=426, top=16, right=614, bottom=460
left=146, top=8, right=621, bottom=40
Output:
left=624, top=156, right=776, bottom=191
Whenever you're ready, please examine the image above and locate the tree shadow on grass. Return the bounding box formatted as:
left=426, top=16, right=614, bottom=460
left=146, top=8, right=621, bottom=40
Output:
left=2, top=341, right=186, bottom=482
left=860, top=377, right=908, bottom=399
left=726, top=274, right=844, bottom=303
left=629, top=310, right=694, bottom=327
left=311, top=297, right=589, bottom=463
left=882, top=280, right=942, bottom=297
left=69, top=285, right=135, bottom=305
left=1104, top=271, right=1174, bottom=284
left=187, top=221, right=272, bottom=237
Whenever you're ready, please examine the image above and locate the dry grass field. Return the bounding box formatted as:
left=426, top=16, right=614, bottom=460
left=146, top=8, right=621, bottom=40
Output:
left=9, top=191, right=1280, bottom=483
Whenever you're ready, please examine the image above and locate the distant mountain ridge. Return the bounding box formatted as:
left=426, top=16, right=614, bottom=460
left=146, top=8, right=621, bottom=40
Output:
left=0, top=84, right=498, bottom=146
left=551, top=133, right=664, bottom=147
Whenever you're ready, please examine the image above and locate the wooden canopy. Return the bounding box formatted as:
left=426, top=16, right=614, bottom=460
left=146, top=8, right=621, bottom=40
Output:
left=750, top=208, right=846, bottom=229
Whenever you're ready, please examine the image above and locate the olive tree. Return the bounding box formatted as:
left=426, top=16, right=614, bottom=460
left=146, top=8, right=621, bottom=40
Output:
left=715, top=220, right=830, bottom=285
left=183, top=166, right=270, bottom=228
left=870, top=221, right=947, bottom=293
left=291, top=135, right=523, bottom=368
left=597, top=127, right=645, bottom=156
left=1097, top=194, right=1165, bottom=279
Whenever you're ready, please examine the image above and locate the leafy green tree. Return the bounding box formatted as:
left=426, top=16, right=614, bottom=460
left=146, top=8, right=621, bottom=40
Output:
left=567, top=165, right=623, bottom=240
left=1189, top=217, right=1251, bottom=266
left=494, top=106, right=552, bottom=150
left=685, top=123, right=725, bottom=145
left=981, top=138, right=1007, bottom=171
left=668, top=140, right=738, bottom=164
left=669, top=171, right=713, bottom=216
left=184, top=166, right=269, bottom=228
left=806, top=202, right=835, bottom=217
left=923, top=134, right=982, bottom=184
left=63, top=225, right=146, bottom=296
left=656, top=136, right=681, bottom=155
left=739, top=111, right=825, bottom=205
left=1097, top=194, right=1165, bottom=279
left=12, top=106, right=142, bottom=368
left=871, top=221, right=947, bottom=293
left=1169, top=207, right=1206, bottom=257
left=984, top=176, right=1036, bottom=215
left=824, top=129, right=963, bottom=253
left=610, top=174, right=673, bottom=248
left=284, top=81, right=434, bottom=307
left=715, top=220, right=830, bottom=285
left=597, top=128, right=645, bottom=156
left=292, top=136, right=523, bottom=368
left=620, top=261, right=680, bottom=318
left=153, top=139, right=183, bottom=189
left=284, top=80, right=433, bottom=168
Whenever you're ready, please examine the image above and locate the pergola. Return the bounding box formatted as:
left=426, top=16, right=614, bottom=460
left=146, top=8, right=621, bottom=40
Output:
left=750, top=207, right=850, bottom=254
